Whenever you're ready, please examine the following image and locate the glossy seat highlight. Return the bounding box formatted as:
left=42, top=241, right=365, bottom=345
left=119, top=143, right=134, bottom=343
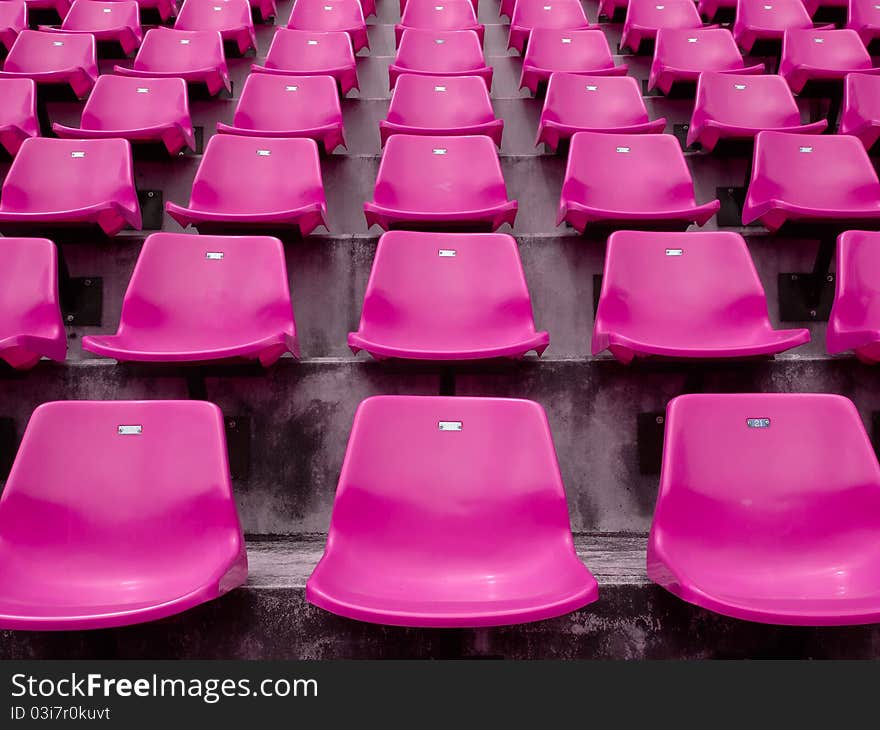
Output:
left=0, top=29, right=97, bottom=98
left=0, top=77, right=37, bottom=156
left=0, top=0, right=27, bottom=52
left=379, top=73, right=503, bottom=146
left=216, top=73, right=345, bottom=152
left=42, top=0, right=143, bottom=55
left=174, top=0, right=256, bottom=56
left=53, top=75, right=195, bottom=155
left=742, top=131, right=880, bottom=230
left=521, top=28, right=628, bottom=94
left=252, top=28, right=358, bottom=95
left=779, top=28, right=880, bottom=93
left=307, top=396, right=598, bottom=627
left=558, top=131, right=720, bottom=232
left=648, top=392, right=880, bottom=626
left=396, top=0, right=483, bottom=46
left=508, top=0, right=594, bottom=55
left=364, top=134, right=517, bottom=231
left=594, top=230, right=809, bottom=363
left=620, top=0, right=705, bottom=54
left=0, top=400, right=247, bottom=630
left=537, top=73, right=666, bottom=151
left=350, top=231, right=548, bottom=360
left=166, top=134, right=328, bottom=235
left=0, top=137, right=141, bottom=235
left=83, top=232, right=298, bottom=365
left=733, top=0, right=819, bottom=52
left=848, top=0, right=880, bottom=47
left=389, top=28, right=492, bottom=89
left=687, top=72, right=827, bottom=151
left=288, top=0, right=368, bottom=53
left=840, top=72, right=880, bottom=150
left=827, top=230, right=880, bottom=362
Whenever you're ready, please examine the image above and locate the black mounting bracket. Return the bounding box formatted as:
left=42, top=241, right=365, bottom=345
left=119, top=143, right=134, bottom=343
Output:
left=0, top=417, right=17, bottom=482
left=137, top=189, right=164, bottom=230
left=777, top=272, right=835, bottom=322
left=637, top=411, right=666, bottom=475
left=224, top=416, right=251, bottom=480
left=60, top=276, right=103, bottom=327
left=592, top=274, right=603, bottom=316
left=716, top=186, right=748, bottom=227
left=672, top=123, right=691, bottom=150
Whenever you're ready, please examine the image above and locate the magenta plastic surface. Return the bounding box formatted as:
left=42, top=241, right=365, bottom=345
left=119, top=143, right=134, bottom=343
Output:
left=288, top=0, right=368, bottom=53
left=166, top=134, right=328, bottom=235
left=115, top=28, right=230, bottom=96
left=620, top=0, right=704, bottom=54
left=0, top=0, right=26, bottom=52
left=364, top=134, right=517, bottom=231
left=779, top=28, right=880, bottom=93
left=649, top=28, right=764, bottom=94
left=0, top=29, right=97, bottom=98
left=0, top=238, right=66, bottom=370
left=702, top=0, right=819, bottom=21
left=252, top=28, right=358, bottom=95
left=520, top=28, right=628, bottom=94
left=558, top=131, right=720, bottom=232
left=174, top=0, right=256, bottom=55
left=307, top=396, right=598, bottom=627
left=349, top=231, right=548, bottom=360
left=733, top=0, right=817, bottom=52
left=216, top=73, right=345, bottom=152
left=594, top=230, right=809, bottom=363
left=508, top=0, right=594, bottom=55
left=827, top=230, right=880, bottom=362
left=83, top=232, right=298, bottom=365
left=537, top=73, right=666, bottom=150
left=742, top=130, right=880, bottom=230
left=840, top=72, right=880, bottom=150
left=53, top=75, right=195, bottom=155
left=648, top=392, right=880, bottom=626
left=25, top=0, right=71, bottom=14
left=0, top=137, right=141, bottom=235
left=396, top=0, right=483, bottom=46
left=389, top=28, right=492, bottom=89
left=687, top=72, right=827, bottom=151
left=0, top=400, right=247, bottom=630
left=848, top=0, right=880, bottom=46
left=0, top=77, right=37, bottom=156
left=42, top=0, right=142, bottom=55
left=380, top=73, right=503, bottom=146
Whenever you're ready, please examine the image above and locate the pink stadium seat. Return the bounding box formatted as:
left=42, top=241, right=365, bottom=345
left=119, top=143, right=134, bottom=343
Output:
left=24, top=0, right=71, bottom=18
left=379, top=73, right=503, bottom=146
left=687, top=72, right=827, bottom=151
left=733, top=0, right=820, bottom=52
left=364, top=134, right=517, bottom=231
left=41, top=0, right=143, bottom=55
left=389, top=28, right=492, bottom=89
left=620, top=0, right=705, bottom=54
left=216, top=73, right=345, bottom=152
left=558, top=131, right=720, bottom=233
left=349, top=231, right=549, bottom=360
left=698, top=0, right=820, bottom=21
left=0, top=138, right=141, bottom=235
left=0, top=0, right=26, bottom=53
left=166, top=134, right=328, bottom=235
left=409, top=0, right=473, bottom=12
left=648, top=392, right=880, bottom=626
left=174, top=0, right=256, bottom=56
left=649, top=28, right=764, bottom=94
left=288, top=0, right=368, bottom=53
left=0, top=400, right=247, bottom=630
left=828, top=230, right=880, bottom=361
left=83, top=232, right=299, bottom=365
left=115, top=28, right=230, bottom=96
left=743, top=131, right=880, bottom=230
left=779, top=28, right=880, bottom=93
left=594, top=230, right=809, bottom=362
left=848, top=0, right=880, bottom=46
left=252, top=29, right=358, bottom=95
left=0, top=29, right=97, bottom=98
left=508, top=0, right=595, bottom=55
left=537, top=73, right=667, bottom=151
left=0, top=77, right=37, bottom=156
left=0, top=238, right=66, bottom=369
left=307, top=396, right=598, bottom=627
left=53, top=75, right=195, bottom=155
left=396, top=0, right=483, bottom=46
left=840, top=72, right=880, bottom=150
left=520, top=28, right=628, bottom=95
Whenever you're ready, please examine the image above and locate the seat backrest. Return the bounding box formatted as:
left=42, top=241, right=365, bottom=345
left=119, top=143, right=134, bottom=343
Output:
left=626, top=0, right=702, bottom=25
left=80, top=75, right=190, bottom=129
left=0, top=238, right=62, bottom=331
left=844, top=72, right=880, bottom=122
left=511, top=0, right=590, bottom=27
left=233, top=73, right=341, bottom=127
left=832, top=230, right=880, bottom=330
left=782, top=27, right=873, bottom=67
left=735, top=0, right=812, bottom=30
left=544, top=73, right=648, bottom=124
left=0, top=77, right=36, bottom=119
left=263, top=28, right=355, bottom=67
left=395, top=28, right=484, bottom=67
left=61, top=0, right=140, bottom=30
left=175, top=0, right=253, bottom=30
left=386, top=73, right=493, bottom=124
left=289, top=0, right=365, bottom=24
left=135, top=28, right=225, bottom=70
left=524, top=28, right=615, bottom=68
left=5, top=29, right=95, bottom=72
left=654, top=28, right=744, bottom=69
left=0, top=0, right=27, bottom=29
left=694, top=72, right=801, bottom=127
left=400, top=0, right=478, bottom=26
left=849, top=0, right=880, bottom=25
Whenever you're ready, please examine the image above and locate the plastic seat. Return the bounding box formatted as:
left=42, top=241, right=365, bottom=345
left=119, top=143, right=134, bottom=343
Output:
left=409, top=0, right=473, bottom=13
left=701, top=0, right=818, bottom=20
left=594, top=230, right=809, bottom=362
left=41, top=0, right=143, bottom=55
left=848, top=0, right=880, bottom=47
left=0, top=77, right=37, bottom=156
left=521, top=28, right=628, bottom=95
left=174, top=0, right=256, bottom=56
left=827, top=230, right=880, bottom=361
left=620, top=0, right=705, bottom=54
left=558, top=131, right=720, bottom=233
left=396, top=0, right=483, bottom=46
left=83, top=232, right=298, bottom=365
left=389, top=29, right=492, bottom=89
left=743, top=131, right=880, bottom=230
left=734, top=0, right=819, bottom=53
left=115, top=28, right=230, bottom=96
left=166, top=134, right=328, bottom=235
left=0, top=0, right=27, bottom=53
left=349, top=231, right=548, bottom=360
left=0, top=30, right=97, bottom=98
left=307, top=396, right=598, bottom=627
left=288, top=0, right=368, bottom=53
left=364, top=134, right=517, bottom=231
left=779, top=28, right=880, bottom=93
left=687, top=72, right=827, bottom=151
left=649, top=392, right=880, bottom=626
left=379, top=73, right=503, bottom=146
left=0, top=138, right=141, bottom=235
left=0, top=238, right=66, bottom=370
left=840, top=72, right=880, bottom=150
left=508, top=0, right=594, bottom=55
left=53, top=75, right=195, bottom=155
left=536, top=73, right=667, bottom=151
left=0, top=400, right=247, bottom=630
left=216, top=73, right=345, bottom=152
left=252, top=29, right=358, bottom=95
